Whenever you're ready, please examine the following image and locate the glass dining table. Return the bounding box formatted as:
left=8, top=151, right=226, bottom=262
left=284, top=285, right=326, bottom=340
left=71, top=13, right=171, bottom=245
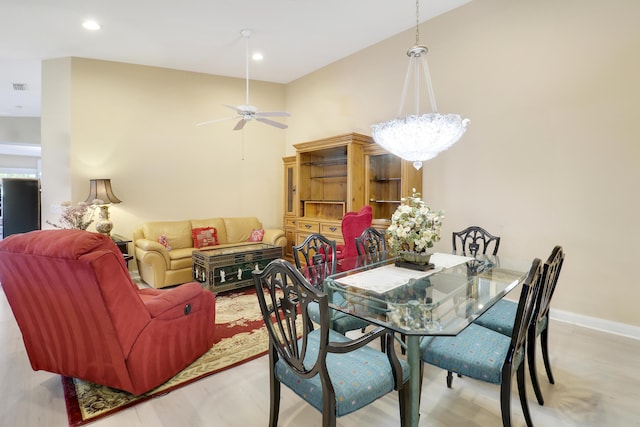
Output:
left=324, top=252, right=532, bottom=427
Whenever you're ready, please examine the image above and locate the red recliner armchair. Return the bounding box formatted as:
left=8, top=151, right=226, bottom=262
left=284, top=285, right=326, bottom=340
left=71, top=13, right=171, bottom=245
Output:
left=0, top=229, right=216, bottom=395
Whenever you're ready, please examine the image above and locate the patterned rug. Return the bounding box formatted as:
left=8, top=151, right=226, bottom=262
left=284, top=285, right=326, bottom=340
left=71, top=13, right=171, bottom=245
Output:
left=62, top=287, right=270, bottom=426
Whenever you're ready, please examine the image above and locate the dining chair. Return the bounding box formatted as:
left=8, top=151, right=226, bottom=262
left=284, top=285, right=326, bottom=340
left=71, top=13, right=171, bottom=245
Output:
left=354, top=226, right=390, bottom=350
left=419, top=258, right=542, bottom=427
left=473, top=245, right=565, bottom=405
left=355, top=226, right=387, bottom=261
left=293, top=233, right=337, bottom=290
left=252, top=259, right=410, bottom=427
left=292, top=233, right=371, bottom=335
left=452, top=225, right=501, bottom=256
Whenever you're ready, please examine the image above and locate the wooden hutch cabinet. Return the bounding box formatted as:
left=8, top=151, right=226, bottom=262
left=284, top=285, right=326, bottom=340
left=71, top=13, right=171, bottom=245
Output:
left=283, top=133, right=422, bottom=260
left=282, top=155, right=297, bottom=260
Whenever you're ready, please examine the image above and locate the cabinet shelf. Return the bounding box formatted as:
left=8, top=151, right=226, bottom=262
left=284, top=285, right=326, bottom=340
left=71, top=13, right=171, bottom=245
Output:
left=310, top=174, right=347, bottom=180
left=302, top=200, right=346, bottom=219
left=300, top=159, right=347, bottom=167
left=370, top=177, right=401, bottom=182
left=370, top=199, right=401, bottom=204
left=364, top=147, right=422, bottom=224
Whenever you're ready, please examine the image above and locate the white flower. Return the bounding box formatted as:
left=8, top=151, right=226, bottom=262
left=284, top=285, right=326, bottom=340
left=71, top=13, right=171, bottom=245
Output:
left=386, top=191, right=444, bottom=254
left=46, top=200, right=101, bottom=230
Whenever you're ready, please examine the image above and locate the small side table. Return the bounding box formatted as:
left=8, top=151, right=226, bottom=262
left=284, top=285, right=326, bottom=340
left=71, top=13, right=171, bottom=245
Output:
left=111, top=234, right=134, bottom=266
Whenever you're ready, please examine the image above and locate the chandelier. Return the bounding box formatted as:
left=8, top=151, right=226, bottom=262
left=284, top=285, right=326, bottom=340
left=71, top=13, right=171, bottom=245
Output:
left=371, top=0, right=470, bottom=170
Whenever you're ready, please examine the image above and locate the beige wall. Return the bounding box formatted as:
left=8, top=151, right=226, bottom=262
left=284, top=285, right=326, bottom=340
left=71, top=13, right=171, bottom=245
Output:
left=286, top=0, right=640, bottom=328
left=41, top=58, right=72, bottom=217
left=41, top=58, right=287, bottom=238
left=40, top=0, right=639, bottom=329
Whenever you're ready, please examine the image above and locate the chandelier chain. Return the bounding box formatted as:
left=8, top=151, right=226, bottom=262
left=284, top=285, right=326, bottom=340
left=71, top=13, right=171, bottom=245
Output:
left=415, top=0, right=420, bottom=45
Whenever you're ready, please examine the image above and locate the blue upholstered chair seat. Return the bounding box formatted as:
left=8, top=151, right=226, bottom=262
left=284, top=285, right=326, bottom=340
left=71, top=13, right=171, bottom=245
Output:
left=307, top=292, right=371, bottom=334
left=275, top=328, right=410, bottom=417
left=475, top=299, right=548, bottom=337
left=420, top=323, right=524, bottom=385
left=473, top=299, right=518, bottom=336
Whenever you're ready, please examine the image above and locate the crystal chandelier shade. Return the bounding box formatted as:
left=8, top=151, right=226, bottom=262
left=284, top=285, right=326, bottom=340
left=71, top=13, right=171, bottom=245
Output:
left=372, top=112, right=469, bottom=170
left=371, top=1, right=469, bottom=170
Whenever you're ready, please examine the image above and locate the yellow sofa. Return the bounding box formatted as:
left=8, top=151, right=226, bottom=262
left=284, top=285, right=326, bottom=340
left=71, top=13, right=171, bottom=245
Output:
left=133, top=217, right=286, bottom=288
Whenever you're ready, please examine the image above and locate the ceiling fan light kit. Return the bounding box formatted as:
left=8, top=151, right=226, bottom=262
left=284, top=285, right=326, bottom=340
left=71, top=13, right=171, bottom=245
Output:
left=197, top=29, right=290, bottom=130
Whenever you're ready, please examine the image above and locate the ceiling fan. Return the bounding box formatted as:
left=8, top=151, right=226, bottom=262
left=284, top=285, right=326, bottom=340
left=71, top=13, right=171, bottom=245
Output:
left=197, top=29, right=290, bottom=130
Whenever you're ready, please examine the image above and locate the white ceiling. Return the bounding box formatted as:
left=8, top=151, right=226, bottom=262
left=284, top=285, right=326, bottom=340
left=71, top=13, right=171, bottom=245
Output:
left=0, top=0, right=471, bottom=118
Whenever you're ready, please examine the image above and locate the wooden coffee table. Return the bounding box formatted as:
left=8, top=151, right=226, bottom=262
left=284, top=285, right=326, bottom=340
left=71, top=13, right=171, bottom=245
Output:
left=192, top=244, right=283, bottom=293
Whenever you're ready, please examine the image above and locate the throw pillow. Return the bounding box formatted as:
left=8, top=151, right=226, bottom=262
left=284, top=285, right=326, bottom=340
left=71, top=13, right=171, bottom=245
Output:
left=248, top=228, right=265, bottom=242
left=158, top=235, right=172, bottom=251
left=192, top=227, right=218, bottom=249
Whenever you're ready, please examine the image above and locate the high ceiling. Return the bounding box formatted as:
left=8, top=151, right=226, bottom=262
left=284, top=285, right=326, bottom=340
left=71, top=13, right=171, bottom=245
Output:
left=0, top=0, right=471, bottom=118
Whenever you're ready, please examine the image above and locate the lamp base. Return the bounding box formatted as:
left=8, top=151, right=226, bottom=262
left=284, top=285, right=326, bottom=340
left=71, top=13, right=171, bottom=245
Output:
left=95, top=205, right=113, bottom=236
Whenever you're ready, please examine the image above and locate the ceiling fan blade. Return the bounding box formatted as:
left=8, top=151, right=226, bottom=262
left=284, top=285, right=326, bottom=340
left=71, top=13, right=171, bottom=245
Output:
left=233, top=118, right=248, bottom=130
left=254, top=111, right=291, bottom=117
left=205, top=30, right=290, bottom=131
left=196, top=116, right=237, bottom=126
left=256, top=117, right=288, bottom=129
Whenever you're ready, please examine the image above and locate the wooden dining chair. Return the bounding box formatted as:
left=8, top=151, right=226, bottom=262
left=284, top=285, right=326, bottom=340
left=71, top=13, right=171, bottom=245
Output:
left=355, top=226, right=387, bottom=261
left=292, top=233, right=371, bottom=335
left=354, top=226, right=390, bottom=350
left=452, top=226, right=501, bottom=256
left=473, top=245, right=565, bottom=405
left=420, top=258, right=542, bottom=427
left=292, top=233, right=337, bottom=290
left=252, top=259, right=410, bottom=427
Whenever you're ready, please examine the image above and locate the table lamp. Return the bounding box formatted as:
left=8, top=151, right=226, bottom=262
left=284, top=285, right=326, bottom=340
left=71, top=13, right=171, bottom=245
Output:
left=85, top=178, right=122, bottom=236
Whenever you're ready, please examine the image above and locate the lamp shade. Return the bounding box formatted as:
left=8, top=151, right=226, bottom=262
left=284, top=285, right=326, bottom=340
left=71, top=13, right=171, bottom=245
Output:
left=85, top=179, right=122, bottom=204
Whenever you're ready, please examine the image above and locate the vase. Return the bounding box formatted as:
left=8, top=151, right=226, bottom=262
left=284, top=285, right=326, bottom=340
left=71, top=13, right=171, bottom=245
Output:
left=95, top=205, right=113, bottom=236
left=399, top=251, right=432, bottom=265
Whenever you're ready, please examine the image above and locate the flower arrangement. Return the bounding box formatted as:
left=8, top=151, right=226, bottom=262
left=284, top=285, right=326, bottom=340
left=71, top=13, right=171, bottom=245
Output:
left=386, top=190, right=444, bottom=255
left=47, top=199, right=103, bottom=230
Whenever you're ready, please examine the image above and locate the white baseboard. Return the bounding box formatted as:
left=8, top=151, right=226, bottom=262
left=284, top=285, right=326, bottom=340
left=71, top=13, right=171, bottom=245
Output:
left=550, top=308, right=640, bottom=341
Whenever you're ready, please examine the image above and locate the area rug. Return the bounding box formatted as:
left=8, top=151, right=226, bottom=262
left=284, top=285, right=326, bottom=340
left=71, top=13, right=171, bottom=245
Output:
left=62, top=287, right=271, bottom=427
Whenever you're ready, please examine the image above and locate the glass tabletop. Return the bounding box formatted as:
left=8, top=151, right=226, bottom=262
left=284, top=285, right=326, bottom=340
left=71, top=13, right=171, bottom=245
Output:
left=324, top=252, right=531, bottom=336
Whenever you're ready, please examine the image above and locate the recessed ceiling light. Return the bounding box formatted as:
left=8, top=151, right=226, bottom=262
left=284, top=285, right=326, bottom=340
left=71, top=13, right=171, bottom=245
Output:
left=82, top=20, right=101, bottom=31
left=252, top=52, right=264, bottom=61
